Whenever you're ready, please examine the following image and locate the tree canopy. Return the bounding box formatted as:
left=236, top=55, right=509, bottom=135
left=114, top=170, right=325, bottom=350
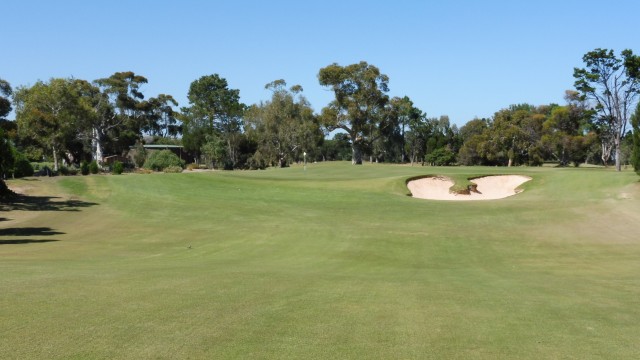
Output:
left=318, top=61, right=390, bottom=164
left=2, top=51, right=640, bottom=175
left=574, top=48, right=640, bottom=171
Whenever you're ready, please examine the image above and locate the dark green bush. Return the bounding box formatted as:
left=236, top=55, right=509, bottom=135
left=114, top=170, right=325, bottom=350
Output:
left=425, top=148, right=457, bottom=166
left=89, top=160, right=99, bottom=174
left=13, top=158, right=34, bottom=177
left=81, top=161, right=90, bottom=175
left=143, top=150, right=185, bottom=171
left=112, top=161, right=124, bottom=175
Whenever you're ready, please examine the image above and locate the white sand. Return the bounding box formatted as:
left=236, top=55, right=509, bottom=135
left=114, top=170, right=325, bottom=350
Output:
left=407, top=175, right=532, bottom=201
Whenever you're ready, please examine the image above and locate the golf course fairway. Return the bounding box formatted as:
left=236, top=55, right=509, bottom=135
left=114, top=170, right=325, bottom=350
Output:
left=2, top=162, right=639, bottom=359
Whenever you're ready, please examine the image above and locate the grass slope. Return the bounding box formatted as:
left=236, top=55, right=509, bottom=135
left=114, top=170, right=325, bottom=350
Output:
left=1, top=162, right=639, bottom=359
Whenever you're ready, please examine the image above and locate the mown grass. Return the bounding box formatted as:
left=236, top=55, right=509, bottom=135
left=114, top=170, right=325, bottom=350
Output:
left=1, top=162, right=639, bottom=359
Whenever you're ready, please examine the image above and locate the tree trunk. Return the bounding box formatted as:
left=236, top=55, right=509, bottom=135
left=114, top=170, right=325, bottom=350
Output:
left=52, top=145, right=59, bottom=171
left=92, top=128, right=103, bottom=164
left=351, top=144, right=362, bottom=165
left=227, top=138, right=236, bottom=168
left=615, top=137, right=622, bottom=171
left=601, top=141, right=612, bottom=167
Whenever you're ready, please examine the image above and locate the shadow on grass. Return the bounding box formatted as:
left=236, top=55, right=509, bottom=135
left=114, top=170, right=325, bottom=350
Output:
left=0, top=227, right=65, bottom=245
left=0, top=194, right=98, bottom=212
left=0, top=239, right=60, bottom=245
left=0, top=227, right=65, bottom=236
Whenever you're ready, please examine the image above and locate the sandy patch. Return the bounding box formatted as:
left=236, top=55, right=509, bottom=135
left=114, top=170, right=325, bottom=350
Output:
left=408, top=175, right=532, bottom=201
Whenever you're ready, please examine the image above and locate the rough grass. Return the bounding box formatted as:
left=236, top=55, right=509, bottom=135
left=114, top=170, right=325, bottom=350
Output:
left=1, top=162, right=639, bottom=359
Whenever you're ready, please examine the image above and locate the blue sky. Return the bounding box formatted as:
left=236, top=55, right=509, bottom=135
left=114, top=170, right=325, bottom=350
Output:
left=3, top=0, right=639, bottom=127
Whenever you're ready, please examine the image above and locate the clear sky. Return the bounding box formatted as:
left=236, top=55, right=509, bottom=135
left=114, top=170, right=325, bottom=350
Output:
left=3, top=0, right=639, bottom=127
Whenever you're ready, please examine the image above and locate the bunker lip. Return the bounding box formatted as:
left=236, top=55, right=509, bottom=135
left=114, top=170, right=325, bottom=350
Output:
left=407, top=175, right=532, bottom=201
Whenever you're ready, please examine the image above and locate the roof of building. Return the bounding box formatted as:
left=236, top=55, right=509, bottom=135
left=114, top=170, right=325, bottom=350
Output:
left=142, top=144, right=183, bottom=149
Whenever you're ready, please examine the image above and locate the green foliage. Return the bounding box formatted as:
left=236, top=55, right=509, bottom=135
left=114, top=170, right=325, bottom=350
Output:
left=14, top=78, right=90, bottom=171
left=132, top=142, right=148, bottom=168
left=425, top=147, right=457, bottom=166
left=142, top=95, right=181, bottom=137
left=12, top=158, right=34, bottom=177
left=200, top=134, right=227, bottom=169
left=244, top=80, right=322, bottom=168
left=318, top=61, right=390, bottom=164
left=89, top=160, right=99, bottom=174
left=245, top=150, right=268, bottom=170
left=0, top=127, right=16, bottom=196
left=0, top=78, right=12, bottom=121
left=182, top=74, right=245, bottom=168
left=143, top=150, right=185, bottom=171
left=112, top=161, right=124, bottom=175
left=573, top=48, right=640, bottom=171
left=80, top=161, right=90, bottom=175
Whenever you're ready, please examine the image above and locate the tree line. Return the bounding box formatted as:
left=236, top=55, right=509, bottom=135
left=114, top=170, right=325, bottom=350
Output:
left=2, top=48, right=640, bottom=193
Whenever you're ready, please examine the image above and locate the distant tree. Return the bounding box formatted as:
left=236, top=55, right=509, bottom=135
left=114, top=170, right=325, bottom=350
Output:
left=1, top=128, right=15, bottom=197
left=370, top=96, right=420, bottom=163
left=245, top=80, right=322, bottom=167
left=71, top=79, right=116, bottom=164
left=574, top=48, right=640, bottom=171
left=183, top=74, right=245, bottom=168
left=132, top=141, right=147, bottom=168
left=459, top=118, right=489, bottom=142
left=631, top=102, right=640, bottom=174
left=14, top=78, right=83, bottom=170
left=317, top=133, right=352, bottom=161
left=94, top=71, right=149, bottom=158
left=425, top=147, right=456, bottom=166
left=0, top=78, right=11, bottom=121
left=484, top=105, right=546, bottom=166
left=404, top=110, right=430, bottom=166
left=457, top=118, right=489, bottom=165
left=540, top=92, right=593, bottom=166
left=200, top=133, right=226, bottom=169
left=318, top=61, right=390, bottom=164
left=141, top=94, right=181, bottom=137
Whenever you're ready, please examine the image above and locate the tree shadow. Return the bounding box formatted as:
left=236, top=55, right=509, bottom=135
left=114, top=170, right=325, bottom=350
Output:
left=0, top=194, right=98, bottom=211
left=0, top=227, right=65, bottom=236
left=0, top=239, right=60, bottom=245
left=0, top=226, right=65, bottom=245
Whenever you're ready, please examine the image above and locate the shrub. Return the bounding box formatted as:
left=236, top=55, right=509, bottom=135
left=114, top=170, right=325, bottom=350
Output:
left=425, top=148, right=457, bottom=166
left=163, top=165, right=183, bottom=173
left=34, top=165, right=55, bottom=177
left=186, top=163, right=198, bottom=171
left=133, top=142, right=147, bottom=168
left=247, top=153, right=267, bottom=170
left=143, top=150, right=185, bottom=171
left=80, top=161, right=90, bottom=175
left=58, top=166, right=70, bottom=176
left=89, top=160, right=99, bottom=174
left=112, top=161, right=124, bottom=175
left=13, top=158, right=34, bottom=177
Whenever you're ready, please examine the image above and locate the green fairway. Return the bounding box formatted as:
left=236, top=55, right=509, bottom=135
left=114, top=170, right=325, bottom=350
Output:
left=2, top=162, right=639, bottom=359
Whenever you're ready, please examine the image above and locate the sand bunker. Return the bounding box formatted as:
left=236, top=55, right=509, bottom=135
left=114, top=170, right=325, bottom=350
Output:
left=407, top=175, right=532, bottom=201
